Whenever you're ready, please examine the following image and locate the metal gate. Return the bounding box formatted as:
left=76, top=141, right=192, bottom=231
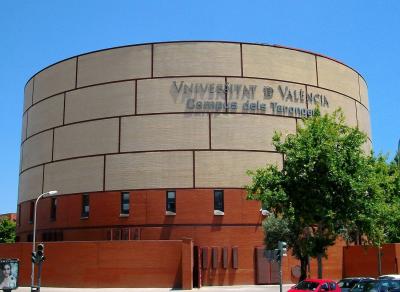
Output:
left=255, top=247, right=279, bottom=284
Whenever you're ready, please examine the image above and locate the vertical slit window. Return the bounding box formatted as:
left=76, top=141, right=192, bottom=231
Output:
left=81, top=194, right=90, bottom=218
left=29, top=201, right=34, bottom=224
left=18, top=204, right=21, bottom=226
left=166, top=191, right=176, bottom=213
left=50, top=198, right=57, bottom=221
left=121, top=192, right=130, bottom=215
left=214, top=190, right=224, bottom=212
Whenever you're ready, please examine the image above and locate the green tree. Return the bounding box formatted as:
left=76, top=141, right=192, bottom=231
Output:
left=247, top=109, right=376, bottom=280
left=0, top=218, right=16, bottom=243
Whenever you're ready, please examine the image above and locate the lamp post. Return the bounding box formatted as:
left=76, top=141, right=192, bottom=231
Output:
left=31, top=190, right=58, bottom=290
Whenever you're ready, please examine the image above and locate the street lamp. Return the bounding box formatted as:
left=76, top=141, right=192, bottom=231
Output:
left=31, top=190, right=58, bottom=289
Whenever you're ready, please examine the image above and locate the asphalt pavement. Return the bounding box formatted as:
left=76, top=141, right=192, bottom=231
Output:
left=15, top=284, right=292, bottom=292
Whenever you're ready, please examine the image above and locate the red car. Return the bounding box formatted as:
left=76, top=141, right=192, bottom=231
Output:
left=288, top=279, right=341, bottom=292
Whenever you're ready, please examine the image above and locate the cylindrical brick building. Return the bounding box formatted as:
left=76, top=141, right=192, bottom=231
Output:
left=17, top=41, right=371, bottom=285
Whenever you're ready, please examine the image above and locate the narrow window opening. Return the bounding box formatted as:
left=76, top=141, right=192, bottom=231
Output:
left=166, top=190, right=176, bottom=215
left=29, top=201, right=34, bottom=224
left=214, top=190, right=224, bottom=215
left=120, top=192, right=130, bottom=215
left=50, top=197, right=57, bottom=221
left=81, top=194, right=90, bottom=218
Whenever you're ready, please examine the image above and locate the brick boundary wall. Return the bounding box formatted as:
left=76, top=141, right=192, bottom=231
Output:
left=0, top=239, right=193, bottom=289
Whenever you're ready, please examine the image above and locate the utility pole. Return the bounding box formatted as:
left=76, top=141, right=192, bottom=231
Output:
left=278, top=241, right=287, bottom=292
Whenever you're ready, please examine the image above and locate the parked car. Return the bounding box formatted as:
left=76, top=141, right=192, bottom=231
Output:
left=288, top=279, right=341, bottom=292
left=379, top=275, right=400, bottom=280
left=350, top=279, right=400, bottom=292
left=338, top=277, right=375, bottom=292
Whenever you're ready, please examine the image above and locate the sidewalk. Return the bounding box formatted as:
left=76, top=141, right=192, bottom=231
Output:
left=15, top=284, right=292, bottom=292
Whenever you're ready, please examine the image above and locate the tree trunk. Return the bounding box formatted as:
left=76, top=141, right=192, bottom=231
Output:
left=299, top=256, right=308, bottom=282
left=317, top=254, right=323, bottom=279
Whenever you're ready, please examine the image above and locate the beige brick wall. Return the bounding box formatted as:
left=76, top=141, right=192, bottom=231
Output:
left=359, top=76, right=369, bottom=109
left=226, top=77, right=307, bottom=115
left=211, top=114, right=296, bottom=151
left=242, top=45, right=317, bottom=85
left=356, top=103, right=372, bottom=139
left=153, top=42, right=241, bottom=77
left=137, top=77, right=226, bottom=114
left=24, top=78, right=33, bottom=112
left=195, top=151, right=283, bottom=188
left=18, top=165, right=43, bottom=203
left=43, top=157, right=104, bottom=195
left=27, top=93, right=64, bottom=137
left=53, top=119, right=119, bottom=160
left=21, top=130, right=53, bottom=171
left=105, top=152, right=193, bottom=190
left=65, top=81, right=135, bottom=124
left=20, top=42, right=371, bottom=203
left=33, top=58, right=76, bottom=103
left=77, top=45, right=151, bottom=87
left=21, top=113, right=27, bottom=141
left=307, top=86, right=358, bottom=127
left=317, top=56, right=360, bottom=100
left=121, top=114, right=209, bottom=152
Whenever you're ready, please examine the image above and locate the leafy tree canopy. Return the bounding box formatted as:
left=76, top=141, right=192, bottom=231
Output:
left=0, top=218, right=16, bottom=243
left=246, top=108, right=392, bottom=279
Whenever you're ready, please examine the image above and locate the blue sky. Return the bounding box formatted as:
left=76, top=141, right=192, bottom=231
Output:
left=1, top=1, right=399, bottom=214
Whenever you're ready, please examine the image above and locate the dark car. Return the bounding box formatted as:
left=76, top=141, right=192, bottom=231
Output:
left=338, top=277, right=375, bottom=292
left=350, top=279, right=400, bottom=292
left=288, top=279, right=341, bottom=292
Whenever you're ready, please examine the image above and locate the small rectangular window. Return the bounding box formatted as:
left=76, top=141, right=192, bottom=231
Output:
left=120, top=192, right=130, bottom=215
left=214, top=190, right=224, bottom=214
left=81, top=194, right=90, bottom=218
left=18, top=204, right=21, bottom=226
left=166, top=191, right=176, bottom=214
left=29, top=201, right=34, bottom=223
left=50, top=198, right=57, bottom=221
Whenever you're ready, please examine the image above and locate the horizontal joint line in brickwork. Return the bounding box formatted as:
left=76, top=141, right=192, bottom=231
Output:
left=19, top=149, right=279, bottom=175
left=22, top=75, right=369, bottom=116
left=19, top=223, right=263, bottom=233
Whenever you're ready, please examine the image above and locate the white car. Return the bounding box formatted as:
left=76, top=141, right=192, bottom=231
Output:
left=378, top=274, right=400, bottom=280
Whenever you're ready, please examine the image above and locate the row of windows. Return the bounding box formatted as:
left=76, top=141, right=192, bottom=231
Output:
left=22, top=190, right=225, bottom=223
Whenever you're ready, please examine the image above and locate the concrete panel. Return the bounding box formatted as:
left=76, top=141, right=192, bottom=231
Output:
left=226, top=78, right=307, bottom=116
left=65, top=81, right=135, bottom=124
left=357, top=103, right=372, bottom=139
left=359, top=76, right=369, bottom=109
left=24, top=78, right=33, bottom=112
left=153, top=42, right=241, bottom=77
left=105, top=152, right=193, bottom=190
left=121, top=114, right=209, bottom=152
left=21, top=130, right=53, bottom=171
left=53, top=119, right=119, bottom=160
left=27, top=93, right=64, bottom=137
left=317, top=56, right=359, bottom=99
left=21, top=113, right=27, bottom=141
left=242, top=45, right=317, bottom=85
left=211, top=114, right=296, bottom=151
left=18, top=165, right=43, bottom=203
left=137, top=77, right=225, bottom=114
left=33, top=58, right=76, bottom=103
left=307, top=86, right=358, bottom=127
left=77, top=45, right=151, bottom=87
left=195, top=151, right=283, bottom=188
left=43, top=156, right=104, bottom=195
